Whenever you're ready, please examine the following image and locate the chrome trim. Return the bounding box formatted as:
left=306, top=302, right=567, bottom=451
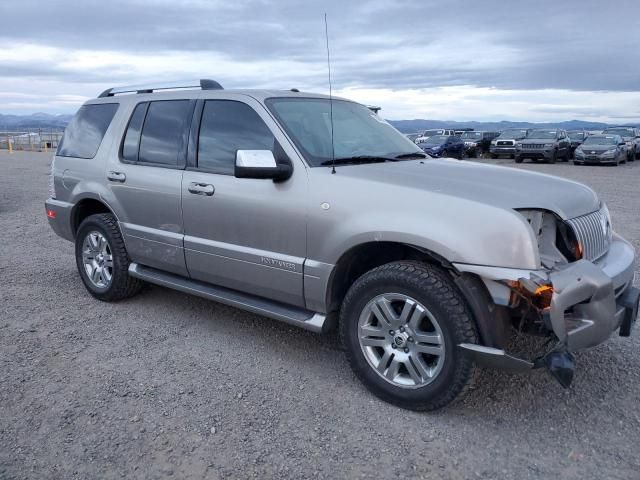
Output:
left=566, top=207, right=612, bottom=261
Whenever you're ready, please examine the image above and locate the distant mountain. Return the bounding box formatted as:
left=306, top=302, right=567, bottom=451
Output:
left=0, top=113, right=73, bottom=130
left=388, top=119, right=615, bottom=133
left=0, top=112, right=629, bottom=133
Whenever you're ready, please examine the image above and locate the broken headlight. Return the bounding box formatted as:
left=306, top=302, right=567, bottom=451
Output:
left=517, top=209, right=580, bottom=267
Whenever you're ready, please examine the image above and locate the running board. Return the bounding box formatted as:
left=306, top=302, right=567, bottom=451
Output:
left=128, top=263, right=327, bottom=333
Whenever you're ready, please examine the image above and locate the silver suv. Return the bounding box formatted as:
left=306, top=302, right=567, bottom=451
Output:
left=46, top=80, right=639, bottom=410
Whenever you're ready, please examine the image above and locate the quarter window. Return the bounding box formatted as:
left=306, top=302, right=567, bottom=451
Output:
left=197, top=100, right=276, bottom=174
left=57, top=103, right=119, bottom=159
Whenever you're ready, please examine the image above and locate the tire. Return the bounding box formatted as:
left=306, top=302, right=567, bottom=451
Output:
left=573, top=161, right=582, bottom=165
left=75, top=213, right=143, bottom=302
left=339, top=261, right=478, bottom=411
left=549, top=150, right=557, bottom=164
left=490, top=153, right=497, bottom=159
left=442, top=149, right=449, bottom=158
left=515, top=156, right=523, bottom=163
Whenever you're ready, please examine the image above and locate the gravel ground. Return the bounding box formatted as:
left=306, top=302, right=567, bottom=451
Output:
left=1, top=151, right=639, bottom=480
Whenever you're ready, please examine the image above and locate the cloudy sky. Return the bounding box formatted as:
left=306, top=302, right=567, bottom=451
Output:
left=0, top=0, right=639, bottom=122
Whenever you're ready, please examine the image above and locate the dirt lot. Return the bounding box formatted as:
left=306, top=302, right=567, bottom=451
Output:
left=1, top=151, right=639, bottom=480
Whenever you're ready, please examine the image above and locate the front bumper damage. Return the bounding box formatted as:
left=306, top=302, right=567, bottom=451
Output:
left=455, top=234, right=639, bottom=386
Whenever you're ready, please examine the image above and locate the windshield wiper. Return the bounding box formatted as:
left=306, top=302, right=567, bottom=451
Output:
left=319, top=155, right=398, bottom=166
left=394, top=152, right=427, bottom=159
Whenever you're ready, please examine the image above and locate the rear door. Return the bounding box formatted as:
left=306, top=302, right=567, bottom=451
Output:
left=106, top=98, right=195, bottom=276
left=181, top=96, right=307, bottom=307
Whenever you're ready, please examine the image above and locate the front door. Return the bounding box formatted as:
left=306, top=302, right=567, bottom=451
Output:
left=181, top=97, right=307, bottom=307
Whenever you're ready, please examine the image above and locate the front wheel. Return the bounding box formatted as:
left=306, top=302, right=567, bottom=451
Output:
left=340, top=261, right=478, bottom=411
left=75, top=213, right=143, bottom=302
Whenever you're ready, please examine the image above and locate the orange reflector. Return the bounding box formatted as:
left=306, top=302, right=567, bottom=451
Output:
left=46, top=209, right=56, bottom=219
left=534, top=285, right=554, bottom=296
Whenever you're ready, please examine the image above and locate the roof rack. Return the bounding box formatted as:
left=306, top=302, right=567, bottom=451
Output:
left=98, top=79, right=223, bottom=98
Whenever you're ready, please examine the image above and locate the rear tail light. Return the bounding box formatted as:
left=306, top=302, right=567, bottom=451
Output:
left=46, top=209, right=56, bottom=219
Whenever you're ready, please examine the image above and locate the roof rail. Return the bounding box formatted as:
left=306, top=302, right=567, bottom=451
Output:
left=98, top=79, right=223, bottom=98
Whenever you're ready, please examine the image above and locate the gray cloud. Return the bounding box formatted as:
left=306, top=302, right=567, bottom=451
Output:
left=0, top=0, right=638, bottom=119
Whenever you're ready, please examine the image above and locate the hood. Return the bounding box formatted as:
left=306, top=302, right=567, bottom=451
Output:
left=521, top=137, right=556, bottom=143
left=578, top=143, right=616, bottom=151
left=335, top=159, right=599, bottom=220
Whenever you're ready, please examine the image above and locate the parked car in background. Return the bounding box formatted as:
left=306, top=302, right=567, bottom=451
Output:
left=515, top=129, right=571, bottom=164
left=418, top=134, right=465, bottom=159
left=602, top=126, right=638, bottom=161
left=489, top=129, right=529, bottom=158
left=415, top=129, right=456, bottom=144
left=454, top=129, right=474, bottom=136
left=404, top=133, right=421, bottom=143
left=574, top=134, right=627, bottom=165
left=567, top=131, right=588, bottom=159
left=460, top=131, right=500, bottom=157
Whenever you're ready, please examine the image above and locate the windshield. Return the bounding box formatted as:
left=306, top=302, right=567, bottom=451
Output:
left=582, top=135, right=618, bottom=146
left=425, top=135, right=448, bottom=145
left=604, top=128, right=634, bottom=138
left=423, top=129, right=443, bottom=137
left=498, top=129, right=527, bottom=140
left=568, top=132, right=585, bottom=140
left=461, top=132, right=482, bottom=139
left=527, top=130, right=557, bottom=139
left=266, top=98, right=422, bottom=167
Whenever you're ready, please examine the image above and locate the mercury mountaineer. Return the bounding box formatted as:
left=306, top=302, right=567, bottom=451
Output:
left=45, top=80, right=639, bottom=410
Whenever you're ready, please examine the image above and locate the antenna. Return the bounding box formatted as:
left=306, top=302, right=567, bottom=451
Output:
left=324, top=13, right=336, bottom=174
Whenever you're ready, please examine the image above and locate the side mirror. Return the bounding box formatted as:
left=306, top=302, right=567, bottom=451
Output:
left=234, top=150, right=292, bottom=181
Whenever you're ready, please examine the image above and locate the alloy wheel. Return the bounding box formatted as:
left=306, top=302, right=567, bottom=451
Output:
left=358, top=293, right=446, bottom=389
left=81, top=231, right=113, bottom=288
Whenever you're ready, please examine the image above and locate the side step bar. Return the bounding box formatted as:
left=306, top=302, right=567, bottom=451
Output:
left=128, top=263, right=327, bottom=333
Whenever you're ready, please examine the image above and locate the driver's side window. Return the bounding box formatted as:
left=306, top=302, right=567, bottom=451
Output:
left=197, top=100, right=276, bottom=174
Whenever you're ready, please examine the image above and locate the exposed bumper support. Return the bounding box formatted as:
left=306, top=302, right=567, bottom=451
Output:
left=455, top=235, right=638, bottom=386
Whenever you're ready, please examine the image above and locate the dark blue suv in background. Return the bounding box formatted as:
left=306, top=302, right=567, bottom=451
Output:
left=418, top=135, right=465, bottom=159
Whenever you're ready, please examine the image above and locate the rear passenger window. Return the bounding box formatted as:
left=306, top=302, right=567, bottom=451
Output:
left=122, top=102, right=148, bottom=162
left=138, top=100, right=191, bottom=166
left=198, top=101, right=275, bottom=174
left=57, top=103, right=118, bottom=159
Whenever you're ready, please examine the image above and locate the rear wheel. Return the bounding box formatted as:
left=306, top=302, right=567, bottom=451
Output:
left=340, top=261, right=478, bottom=411
left=549, top=150, right=557, bottom=164
left=515, top=156, right=523, bottom=163
left=75, top=213, right=143, bottom=302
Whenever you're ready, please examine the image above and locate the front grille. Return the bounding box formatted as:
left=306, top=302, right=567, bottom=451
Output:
left=522, top=143, right=544, bottom=149
left=566, top=207, right=612, bottom=261
left=497, top=140, right=513, bottom=146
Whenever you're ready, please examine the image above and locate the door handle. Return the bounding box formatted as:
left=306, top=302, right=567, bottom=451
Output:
left=188, top=182, right=215, bottom=196
left=107, top=171, right=126, bottom=183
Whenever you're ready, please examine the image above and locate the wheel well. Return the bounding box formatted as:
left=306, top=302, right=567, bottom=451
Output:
left=71, top=199, right=112, bottom=236
left=326, top=242, right=451, bottom=314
